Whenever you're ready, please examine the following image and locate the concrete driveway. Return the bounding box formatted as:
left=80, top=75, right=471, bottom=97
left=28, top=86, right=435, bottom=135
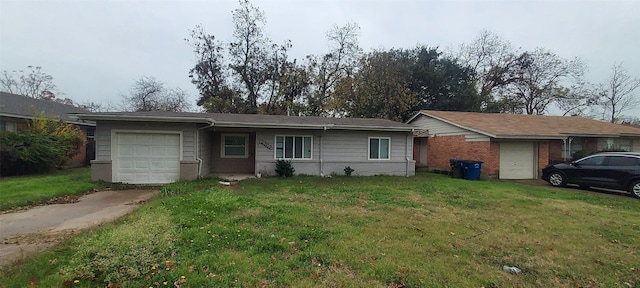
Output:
left=0, top=189, right=157, bottom=267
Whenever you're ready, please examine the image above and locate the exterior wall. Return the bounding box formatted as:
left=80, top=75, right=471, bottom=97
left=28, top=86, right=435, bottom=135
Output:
left=413, top=138, right=428, bottom=168
left=180, top=160, right=199, bottom=180
left=548, top=140, right=564, bottom=163
left=254, top=129, right=414, bottom=177
left=537, top=141, right=550, bottom=177
left=425, top=135, right=498, bottom=177
left=198, top=127, right=212, bottom=176
left=410, top=115, right=490, bottom=142
left=90, top=160, right=111, bottom=182
left=95, top=121, right=197, bottom=161
left=93, top=120, right=198, bottom=182
left=69, top=126, right=88, bottom=168
left=210, top=131, right=256, bottom=173
left=633, top=138, right=640, bottom=152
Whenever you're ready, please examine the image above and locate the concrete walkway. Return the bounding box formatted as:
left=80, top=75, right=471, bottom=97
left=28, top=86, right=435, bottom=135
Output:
left=0, top=189, right=157, bottom=267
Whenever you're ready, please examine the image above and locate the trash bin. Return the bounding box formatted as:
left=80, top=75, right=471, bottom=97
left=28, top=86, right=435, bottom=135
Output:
left=462, top=160, right=483, bottom=180
left=449, top=159, right=464, bottom=179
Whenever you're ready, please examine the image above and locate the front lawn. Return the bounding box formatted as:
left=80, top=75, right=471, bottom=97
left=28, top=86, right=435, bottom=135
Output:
left=2, top=173, right=639, bottom=287
left=0, top=168, right=101, bottom=211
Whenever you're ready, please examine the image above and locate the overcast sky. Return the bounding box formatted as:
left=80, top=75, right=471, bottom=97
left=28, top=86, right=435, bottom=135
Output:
left=1, top=0, right=639, bottom=118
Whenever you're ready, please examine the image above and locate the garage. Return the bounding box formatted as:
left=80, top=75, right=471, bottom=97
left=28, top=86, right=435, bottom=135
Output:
left=499, top=142, right=536, bottom=179
left=113, top=132, right=181, bottom=184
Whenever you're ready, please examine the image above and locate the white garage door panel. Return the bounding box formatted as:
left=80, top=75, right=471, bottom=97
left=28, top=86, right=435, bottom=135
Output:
left=114, top=132, right=181, bottom=184
left=500, top=142, right=535, bottom=179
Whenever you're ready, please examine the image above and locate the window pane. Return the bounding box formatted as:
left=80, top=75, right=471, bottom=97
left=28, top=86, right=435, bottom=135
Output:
left=303, top=137, right=311, bottom=158
left=285, top=136, right=293, bottom=158
left=225, top=136, right=245, bottom=146
left=294, top=137, right=303, bottom=158
left=276, top=136, right=284, bottom=158
left=225, top=147, right=246, bottom=156
left=379, top=139, right=389, bottom=159
left=370, top=138, right=379, bottom=159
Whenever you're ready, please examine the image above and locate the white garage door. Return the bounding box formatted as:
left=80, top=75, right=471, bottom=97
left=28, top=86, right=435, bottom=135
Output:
left=499, top=142, right=536, bottom=179
left=114, top=132, right=181, bottom=184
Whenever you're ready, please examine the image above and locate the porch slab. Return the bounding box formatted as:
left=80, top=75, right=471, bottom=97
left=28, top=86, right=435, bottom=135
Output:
left=213, top=173, right=256, bottom=182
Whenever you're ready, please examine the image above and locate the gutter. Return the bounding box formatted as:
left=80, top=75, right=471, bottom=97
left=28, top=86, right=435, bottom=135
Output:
left=72, top=114, right=414, bottom=132
left=320, top=126, right=328, bottom=176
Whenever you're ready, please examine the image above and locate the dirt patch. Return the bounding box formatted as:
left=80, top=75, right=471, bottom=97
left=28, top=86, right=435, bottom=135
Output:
left=3, top=229, right=79, bottom=245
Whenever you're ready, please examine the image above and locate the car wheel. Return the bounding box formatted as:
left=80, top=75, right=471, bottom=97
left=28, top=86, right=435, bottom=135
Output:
left=630, top=180, right=640, bottom=199
left=548, top=172, right=567, bottom=187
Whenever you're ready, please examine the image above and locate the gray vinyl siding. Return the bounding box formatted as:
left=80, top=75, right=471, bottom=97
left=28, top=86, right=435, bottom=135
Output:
left=633, top=138, right=640, bottom=152
left=199, top=127, right=212, bottom=176
left=410, top=114, right=489, bottom=142
left=94, top=120, right=197, bottom=160
left=254, top=129, right=414, bottom=176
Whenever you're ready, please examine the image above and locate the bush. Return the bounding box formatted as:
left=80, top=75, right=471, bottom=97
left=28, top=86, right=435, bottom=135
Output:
left=0, top=132, right=67, bottom=175
left=275, top=160, right=295, bottom=177
left=0, top=114, right=85, bottom=176
left=344, top=166, right=354, bottom=176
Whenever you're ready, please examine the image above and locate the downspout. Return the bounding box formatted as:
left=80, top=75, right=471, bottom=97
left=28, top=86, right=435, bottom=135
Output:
left=406, top=130, right=413, bottom=177
left=320, top=126, right=327, bottom=176
left=196, top=119, right=215, bottom=178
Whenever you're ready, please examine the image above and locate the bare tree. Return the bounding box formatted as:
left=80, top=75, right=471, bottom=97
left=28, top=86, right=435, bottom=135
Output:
left=306, top=22, right=361, bottom=115
left=186, top=24, right=228, bottom=108
left=121, top=76, right=191, bottom=112
left=456, top=30, right=524, bottom=110
left=0, top=66, right=59, bottom=98
left=598, top=63, right=640, bottom=123
left=497, top=49, right=586, bottom=114
left=555, top=81, right=600, bottom=116
left=228, top=0, right=271, bottom=113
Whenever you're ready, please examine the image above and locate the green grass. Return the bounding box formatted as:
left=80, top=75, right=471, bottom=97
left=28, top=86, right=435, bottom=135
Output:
left=2, top=173, right=639, bottom=287
left=0, top=168, right=101, bottom=211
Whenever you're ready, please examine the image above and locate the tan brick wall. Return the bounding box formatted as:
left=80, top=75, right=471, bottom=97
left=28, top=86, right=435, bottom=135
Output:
left=548, top=140, right=564, bottom=163
left=69, top=126, right=88, bottom=168
left=426, top=135, right=499, bottom=177
left=538, top=141, right=550, bottom=177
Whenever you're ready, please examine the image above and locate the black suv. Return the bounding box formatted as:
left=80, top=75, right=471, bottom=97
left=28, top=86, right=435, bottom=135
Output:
left=541, top=152, right=640, bottom=198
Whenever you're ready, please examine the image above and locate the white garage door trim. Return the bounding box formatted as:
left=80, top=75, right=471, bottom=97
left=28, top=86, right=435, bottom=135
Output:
left=499, top=141, right=537, bottom=179
left=111, top=130, right=182, bottom=184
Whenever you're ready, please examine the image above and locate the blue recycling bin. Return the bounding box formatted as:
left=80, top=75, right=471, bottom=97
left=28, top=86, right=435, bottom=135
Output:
left=462, top=160, right=483, bottom=180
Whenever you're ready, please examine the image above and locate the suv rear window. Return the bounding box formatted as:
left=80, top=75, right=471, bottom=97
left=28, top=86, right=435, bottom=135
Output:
left=578, top=156, right=605, bottom=166
left=606, top=156, right=640, bottom=166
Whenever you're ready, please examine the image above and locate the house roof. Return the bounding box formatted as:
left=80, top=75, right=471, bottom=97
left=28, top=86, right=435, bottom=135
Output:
left=0, top=92, right=94, bottom=126
left=408, top=110, right=640, bottom=139
left=73, top=111, right=415, bottom=132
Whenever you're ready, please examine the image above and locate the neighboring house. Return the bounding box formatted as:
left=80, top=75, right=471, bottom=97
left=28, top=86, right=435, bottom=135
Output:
left=72, top=111, right=416, bottom=184
left=0, top=92, right=96, bottom=167
left=407, top=110, right=640, bottom=180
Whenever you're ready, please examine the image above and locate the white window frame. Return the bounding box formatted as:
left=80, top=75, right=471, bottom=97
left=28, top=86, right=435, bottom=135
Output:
left=368, top=137, right=391, bottom=160
left=274, top=135, right=313, bottom=160
left=221, top=133, right=249, bottom=158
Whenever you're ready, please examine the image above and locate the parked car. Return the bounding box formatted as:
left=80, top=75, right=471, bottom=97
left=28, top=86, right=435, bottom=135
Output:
left=541, top=152, right=640, bottom=198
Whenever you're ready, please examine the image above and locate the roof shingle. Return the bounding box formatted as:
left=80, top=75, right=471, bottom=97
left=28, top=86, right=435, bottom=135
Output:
left=0, top=92, right=90, bottom=124
left=417, top=110, right=640, bottom=138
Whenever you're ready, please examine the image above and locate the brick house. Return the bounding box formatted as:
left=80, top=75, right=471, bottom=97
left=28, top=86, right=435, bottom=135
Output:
left=407, top=110, right=640, bottom=179
left=0, top=92, right=96, bottom=167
